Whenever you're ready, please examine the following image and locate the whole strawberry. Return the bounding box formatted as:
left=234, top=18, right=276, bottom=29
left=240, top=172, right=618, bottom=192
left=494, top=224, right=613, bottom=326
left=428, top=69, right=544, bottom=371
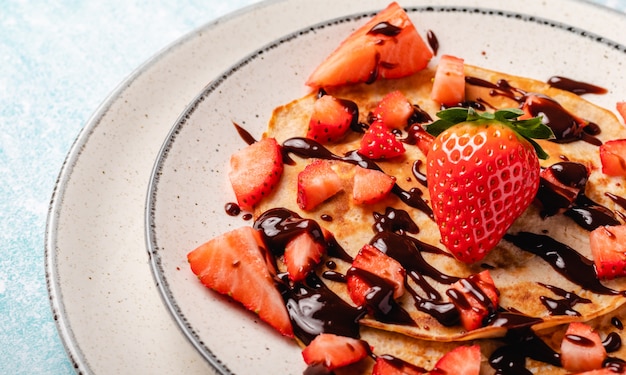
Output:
left=425, top=108, right=553, bottom=263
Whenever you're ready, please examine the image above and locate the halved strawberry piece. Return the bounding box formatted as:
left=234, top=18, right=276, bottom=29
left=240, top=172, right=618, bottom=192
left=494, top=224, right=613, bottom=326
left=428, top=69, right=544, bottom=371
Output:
left=228, top=137, right=283, bottom=211
left=445, top=270, right=499, bottom=331
left=187, top=227, right=293, bottom=337
left=430, top=55, right=465, bottom=106
left=297, top=159, right=343, bottom=211
left=599, top=139, right=626, bottom=176
left=301, top=333, right=371, bottom=370
left=283, top=231, right=326, bottom=282
left=430, top=345, right=481, bottom=375
left=537, top=161, right=588, bottom=216
left=560, top=322, right=607, bottom=373
left=372, top=354, right=427, bottom=375
left=617, top=101, right=626, bottom=123
left=307, top=94, right=358, bottom=143
left=359, top=121, right=406, bottom=160
left=589, top=224, right=626, bottom=280
left=346, top=244, right=406, bottom=306
left=373, top=90, right=414, bottom=130
left=306, top=2, right=433, bottom=88
left=352, top=166, right=396, bottom=205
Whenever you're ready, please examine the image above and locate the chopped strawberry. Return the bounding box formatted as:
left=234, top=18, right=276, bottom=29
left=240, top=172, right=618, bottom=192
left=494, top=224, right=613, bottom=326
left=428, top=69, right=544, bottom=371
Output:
left=373, top=90, right=414, bottom=130
left=372, top=354, right=427, bottom=375
left=228, top=137, right=283, bottom=211
left=560, top=322, right=607, bottom=373
left=352, top=166, right=396, bottom=205
left=346, top=244, right=406, bottom=307
left=429, top=345, right=481, bottom=375
left=283, top=231, right=326, bottom=282
left=426, top=108, right=546, bottom=263
left=307, top=94, right=358, bottom=143
left=446, top=270, right=499, bottom=331
left=301, top=333, right=371, bottom=370
left=297, top=159, right=343, bottom=211
left=589, top=224, right=626, bottom=280
left=536, top=161, right=588, bottom=216
left=599, top=139, right=626, bottom=176
left=306, top=2, right=433, bottom=88
left=617, top=101, right=626, bottom=123
left=430, top=55, right=465, bottom=106
left=359, top=121, right=406, bottom=160
left=187, top=227, right=293, bottom=337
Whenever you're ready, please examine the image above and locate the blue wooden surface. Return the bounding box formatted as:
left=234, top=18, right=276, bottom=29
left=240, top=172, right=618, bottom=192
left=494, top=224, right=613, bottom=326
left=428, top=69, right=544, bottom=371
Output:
left=0, top=0, right=623, bottom=373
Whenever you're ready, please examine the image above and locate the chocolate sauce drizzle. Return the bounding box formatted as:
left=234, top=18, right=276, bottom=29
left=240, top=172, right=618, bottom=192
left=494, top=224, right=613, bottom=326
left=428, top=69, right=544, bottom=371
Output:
left=547, top=76, right=608, bottom=95
left=538, top=283, right=591, bottom=316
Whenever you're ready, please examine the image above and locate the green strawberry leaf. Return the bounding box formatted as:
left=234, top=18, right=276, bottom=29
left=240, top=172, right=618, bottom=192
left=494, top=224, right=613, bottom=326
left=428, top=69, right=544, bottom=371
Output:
left=425, top=107, right=555, bottom=160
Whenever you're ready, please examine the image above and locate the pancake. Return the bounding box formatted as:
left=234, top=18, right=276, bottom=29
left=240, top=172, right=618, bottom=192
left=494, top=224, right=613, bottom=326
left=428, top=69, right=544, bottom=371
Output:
left=254, top=64, right=626, bottom=372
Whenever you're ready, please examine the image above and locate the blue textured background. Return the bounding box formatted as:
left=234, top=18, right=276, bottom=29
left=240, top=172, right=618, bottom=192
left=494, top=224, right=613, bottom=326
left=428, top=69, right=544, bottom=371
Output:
left=0, top=0, right=623, bottom=373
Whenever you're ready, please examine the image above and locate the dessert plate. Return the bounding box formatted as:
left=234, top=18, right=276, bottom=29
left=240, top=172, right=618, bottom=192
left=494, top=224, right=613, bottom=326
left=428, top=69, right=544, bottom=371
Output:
left=47, top=0, right=625, bottom=374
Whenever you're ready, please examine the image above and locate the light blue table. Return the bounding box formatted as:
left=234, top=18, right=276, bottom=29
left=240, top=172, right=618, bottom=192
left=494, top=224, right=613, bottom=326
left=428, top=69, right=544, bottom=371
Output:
left=1, top=0, right=624, bottom=373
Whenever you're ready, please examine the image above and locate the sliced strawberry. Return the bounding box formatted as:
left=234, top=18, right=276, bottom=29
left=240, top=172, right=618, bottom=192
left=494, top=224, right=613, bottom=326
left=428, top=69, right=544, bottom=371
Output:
left=589, top=224, right=626, bottom=280
left=301, top=333, right=371, bottom=370
left=346, top=244, right=406, bottom=306
left=536, top=161, right=588, bottom=216
left=372, top=354, right=427, bottom=375
left=187, top=227, right=293, bottom=337
left=599, top=139, right=626, bottom=176
left=359, top=121, right=406, bottom=160
left=560, top=322, right=607, bottom=373
left=373, top=90, right=414, bottom=130
left=430, top=55, right=465, bottom=106
left=446, top=270, right=499, bottom=331
left=228, top=137, right=283, bottom=211
left=297, top=159, right=343, bottom=211
left=352, top=166, right=396, bottom=205
left=617, top=101, right=626, bottom=123
left=430, top=345, right=481, bottom=375
left=306, top=2, right=433, bottom=88
left=283, top=231, right=326, bottom=282
left=307, top=94, right=358, bottom=143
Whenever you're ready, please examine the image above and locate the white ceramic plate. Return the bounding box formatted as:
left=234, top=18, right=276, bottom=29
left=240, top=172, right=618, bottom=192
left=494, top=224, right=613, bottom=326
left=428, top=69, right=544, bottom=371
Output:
left=47, top=0, right=625, bottom=374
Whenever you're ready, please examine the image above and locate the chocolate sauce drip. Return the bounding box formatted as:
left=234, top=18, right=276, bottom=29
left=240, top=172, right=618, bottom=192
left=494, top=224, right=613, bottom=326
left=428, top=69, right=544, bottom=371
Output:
left=346, top=267, right=415, bottom=326
left=504, top=232, right=622, bottom=295
left=426, top=29, right=439, bottom=55
left=489, top=311, right=542, bottom=330
left=408, top=104, right=433, bottom=124
left=411, top=160, right=428, bottom=187
left=564, top=333, right=595, bottom=347
left=446, top=274, right=497, bottom=327
left=547, top=76, right=608, bottom=95
left=605, top=357, right=626, bottom=372
left=232, top=122, right=258, bottom=145
left=282, top=137, right=433, bottom=217
left=606, top=192, right=626, bottom=211
left=376, top=354, right=428, bottom=373
left=465, top=76, right=520, bottom=101
left=612, top=317, right=624, bottom=330
left=538, top=283, right=591, bottom=316
left=368, top=21, right=402, bottom=37
left=253, top=208, right=325, bottom=256
left=406, top=283, right=460, bottom=327
left=224, top=202, right=241, bottom=216
left=281, top=273, right=365, bottom=345
left=536, top=161, right=589, bottom=217
left=373, top=207, right=419, bottom=235
left=489, top=327, right=561, bottom=374
left=321, top=270, right=345, bottom=283
left=324, top=231, right=353, bottom=263
left=603, top=332, right=622, bottom=353
left=564, top=204, right=621, bottom=230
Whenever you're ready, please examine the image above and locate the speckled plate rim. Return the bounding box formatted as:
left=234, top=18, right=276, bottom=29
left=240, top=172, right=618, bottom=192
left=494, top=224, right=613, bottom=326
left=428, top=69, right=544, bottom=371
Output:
left=45, top=0, right=625, bottom=374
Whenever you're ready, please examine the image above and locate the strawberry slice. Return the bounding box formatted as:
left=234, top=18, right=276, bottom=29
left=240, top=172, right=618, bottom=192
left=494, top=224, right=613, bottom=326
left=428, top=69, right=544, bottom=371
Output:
left=359, top=121, right=406, bottom=160
left=346, top=244, right=406, bottom=307
left=187, top=227, right=293, bottom=337
left=372, top=90, right=414, bottom=130
left=306, top=2, right=433, bottom=88
left=297, top=159, right=343, bottom=210
left=307, top=94, right=358, bottom=143
left=430, top=345, right=481, bottom=375
left=228, top=137, right=283, bottom=211
left=372, top=354, right=427, bottom=375
left=283, top=231, right=326, bottom=282
left=430, top=55, right=465, bottom=106
left=446, top=270, right=499, bottom=331
left=589, top=224, right=626, bottom=280
left=560, top=322, right=607, bottom=373
left=301, top=333, right=371, bottom=370
left=617, top=101, right=626, bottom=123
left=599, top=139, right=626, bottom=176
left=352, top=166, right=396, bottom=205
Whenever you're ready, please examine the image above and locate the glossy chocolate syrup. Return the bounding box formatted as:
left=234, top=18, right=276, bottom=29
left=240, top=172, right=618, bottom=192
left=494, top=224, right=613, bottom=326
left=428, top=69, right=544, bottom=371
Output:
left=538, top=283, right=591, bottom=316
left=232, top=122, right=257, bottom=145
left=281, top=272, right=365, bottom=345
left=547, top=76, right=608, bottom=95
left=504, top=232, right=623, bottom=296
left=253, top=207, right=325, bottom=255
left=612, top=317, right=624, bottom=330
left=224, top=202, right=241, bottom=216
left=426, top=29, right=439, bottom=55
left=603, top=332, right=622, bottom=353
left=411, top=160, right=428, bottom=187
left=489, top=327, right=561, bottom=374
left=281, top=137, right=433, bottom=217
left=367, top=21, right=402, bottom=37
left=372, top=207, right=419, bottom=235
left=606, top=192, right=626, bottom=211
left=446, top=275, right=497, bottom=327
